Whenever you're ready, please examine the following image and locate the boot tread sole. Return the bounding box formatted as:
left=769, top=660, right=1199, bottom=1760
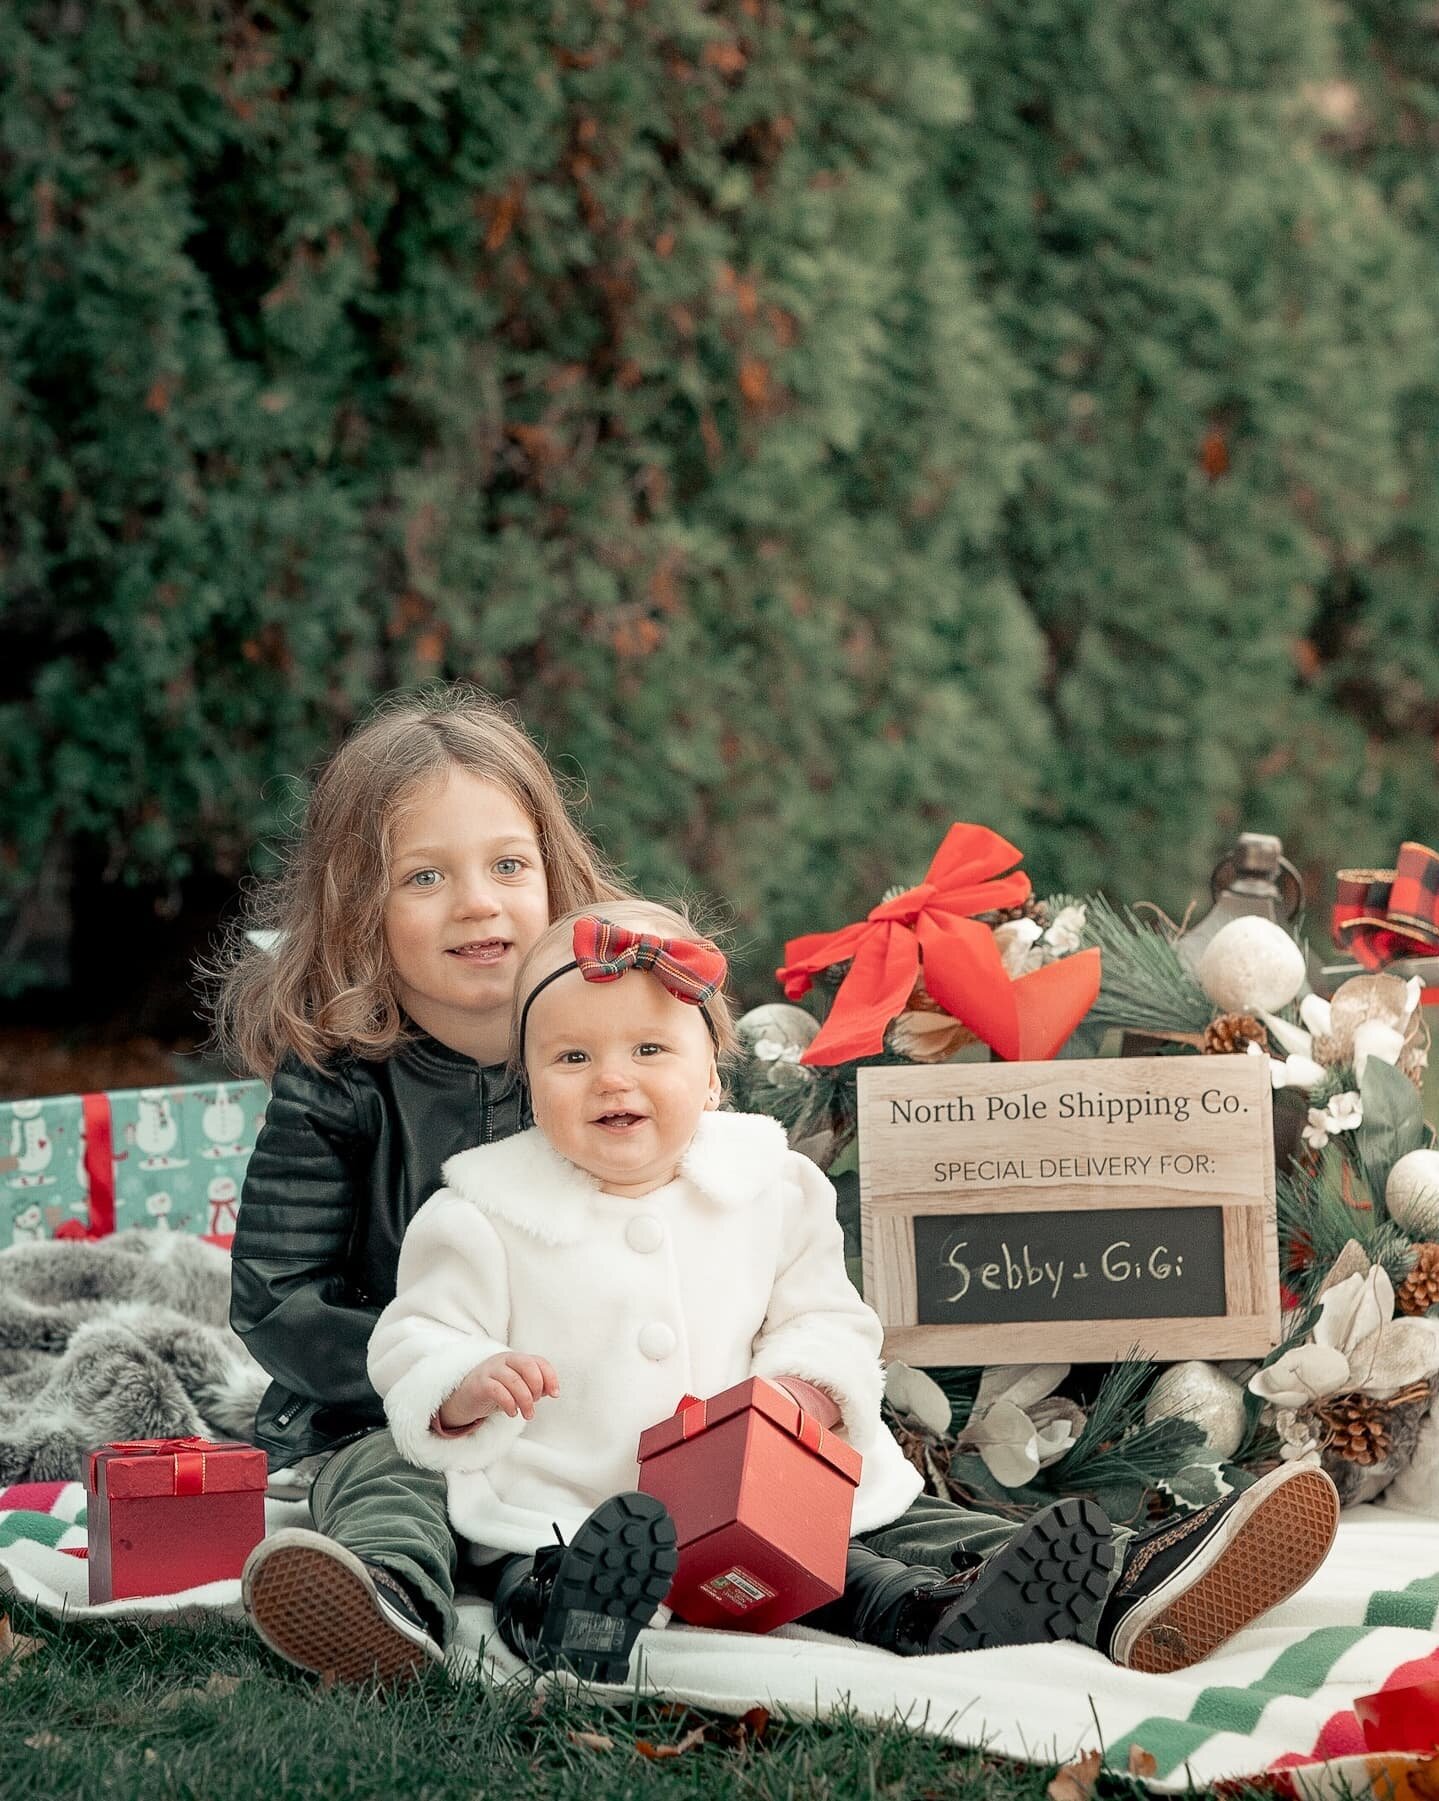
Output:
left=931, top=1497, right=1116, bottom=1654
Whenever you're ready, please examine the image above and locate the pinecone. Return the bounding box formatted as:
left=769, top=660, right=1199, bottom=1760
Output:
left=1314, top=1391, right=1393, bottom=1467
left=977, top=894, right=1051, bottom=929
left=1202, top=1012, right=1268, bottom=1055
left=1396, top=1242, right=1439, bottom=1317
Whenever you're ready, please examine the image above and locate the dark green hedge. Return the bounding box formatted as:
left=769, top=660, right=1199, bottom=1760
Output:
left=1, top=0, right=1435, bottom=1002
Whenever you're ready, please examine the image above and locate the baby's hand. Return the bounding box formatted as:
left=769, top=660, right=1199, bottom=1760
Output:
left=437, top=1353, right=559, bottom=1432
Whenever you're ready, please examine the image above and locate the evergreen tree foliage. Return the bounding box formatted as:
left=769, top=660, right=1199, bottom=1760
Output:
left=0, top=0, right=1042, bottom=997
left=1274, top=1, right=1439, bottom=872
left=3, top=0, right=1438, bottom=1009
left=945, top=0, right=1426, bottom=909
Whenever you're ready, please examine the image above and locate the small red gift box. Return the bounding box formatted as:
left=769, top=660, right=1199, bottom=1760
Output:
left=86, top=1436, right=267, bottom=1603
left=636, top=1377, right=862, bottom=1633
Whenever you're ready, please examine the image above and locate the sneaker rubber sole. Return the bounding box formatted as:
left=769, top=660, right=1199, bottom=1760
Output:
left=242, top=1526, right=444, bottom=1688
left=929, top=1496, right=1117, bottom=1652
left=535, top=1492, right=678, bottom=1684
left=1116, top=1465, right=1340, bottom=1675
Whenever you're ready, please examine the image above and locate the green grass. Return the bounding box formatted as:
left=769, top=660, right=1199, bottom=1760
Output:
left=0, top=1595, right=1270, bottom=1801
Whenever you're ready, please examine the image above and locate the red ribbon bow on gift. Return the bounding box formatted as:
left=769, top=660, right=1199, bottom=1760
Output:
left=89, top=1436, right=212, bottom=1496
left=572, top=916, right=727, bottom=1004
left=775, top=823, right=1102, bottom=1066
left=1333, top=842, right=1439, bottom=971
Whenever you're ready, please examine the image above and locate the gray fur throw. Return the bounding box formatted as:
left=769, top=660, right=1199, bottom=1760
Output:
left=0, top=1231, right=268, bottom=1483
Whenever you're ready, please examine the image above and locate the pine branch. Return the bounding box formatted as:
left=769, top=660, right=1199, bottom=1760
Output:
left=1080, top=895, right=1214, bottom=1035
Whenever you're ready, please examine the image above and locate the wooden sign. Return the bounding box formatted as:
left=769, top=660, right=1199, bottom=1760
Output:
left=858, top=1057, right=1279, bottom=1364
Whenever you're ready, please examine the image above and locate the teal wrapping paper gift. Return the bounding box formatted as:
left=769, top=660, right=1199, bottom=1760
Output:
left=0, top=1080, right=267, bottom=1249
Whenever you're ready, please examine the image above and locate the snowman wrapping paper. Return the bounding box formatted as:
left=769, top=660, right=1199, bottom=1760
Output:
left=0, top=1080, right=267, bottom=1249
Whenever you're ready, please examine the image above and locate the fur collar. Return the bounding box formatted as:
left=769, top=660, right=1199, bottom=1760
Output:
left=440, top=1110, right=791, bottom=1245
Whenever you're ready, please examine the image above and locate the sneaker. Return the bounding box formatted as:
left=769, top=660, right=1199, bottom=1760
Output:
left=1097, top=1463, right=1340, bottom=1674
left=493, top=1492, right=677, bottom=1684
left=889, top=1497, right=1116, bottom=1654
left=242, top=1526, right=445, bottom=1687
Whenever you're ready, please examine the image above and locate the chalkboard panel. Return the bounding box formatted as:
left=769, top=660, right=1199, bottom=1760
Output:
left=913, top=1206, right=1227, bottom=1326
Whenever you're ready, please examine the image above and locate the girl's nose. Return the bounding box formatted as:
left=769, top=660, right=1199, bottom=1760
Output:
left=453, top=871, right=503, bottom=919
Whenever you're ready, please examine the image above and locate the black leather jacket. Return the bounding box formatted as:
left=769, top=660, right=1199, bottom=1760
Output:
left=230, top=1032, right=527, bottom=1465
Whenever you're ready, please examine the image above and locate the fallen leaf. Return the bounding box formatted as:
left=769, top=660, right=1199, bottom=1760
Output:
left=157, top=1688, right=203, bottom=1711
left=0, top=1614, right=45, bottom=1670
left=733, top=1706, right=769, bottom=1743
left=1047, top=1749, right=1102, bottom=1801
left=567, top=1730, right=614, bottom=1753
left=25, top=1731, right=62, bottom=1750
left=1128, top=1744, right=1158, bottom=1777
left=205, top=1672, right=243, bottom=1698
left=634, top=1724, right=708, bottom=1760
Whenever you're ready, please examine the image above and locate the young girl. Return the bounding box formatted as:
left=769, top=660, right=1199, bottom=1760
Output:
left=366, top=901, right=1340, bottom=1684
left=217, top=686, right=629, bottom=1685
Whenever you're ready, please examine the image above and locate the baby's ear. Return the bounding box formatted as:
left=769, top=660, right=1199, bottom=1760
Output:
left=704, top=1055, right=722, bottom=1110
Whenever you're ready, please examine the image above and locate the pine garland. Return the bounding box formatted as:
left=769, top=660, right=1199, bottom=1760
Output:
left=1080, top=896, right=1214, bottom=1036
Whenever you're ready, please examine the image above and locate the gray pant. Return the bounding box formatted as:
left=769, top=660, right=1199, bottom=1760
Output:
left=311, top=1430, right=1128, bottom=1651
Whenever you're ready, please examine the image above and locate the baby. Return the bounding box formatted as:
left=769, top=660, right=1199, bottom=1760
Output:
left=367, top=901, right=1121, bottom=1680
left=369, top=907, right=1339, bottom=1678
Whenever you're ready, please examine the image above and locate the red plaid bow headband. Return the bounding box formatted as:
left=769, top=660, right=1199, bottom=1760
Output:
left=1333, top=842, right=1439, bottom=970
left=517, top=917, right=727, bottom=1060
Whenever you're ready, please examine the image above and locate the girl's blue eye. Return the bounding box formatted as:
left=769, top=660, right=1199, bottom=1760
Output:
left=495, top=856, right=526, bottom=876
left=407, top=869, right=442, bottom=888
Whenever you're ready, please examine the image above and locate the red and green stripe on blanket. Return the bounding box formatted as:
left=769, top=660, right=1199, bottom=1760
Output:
left=5, top=1480, right=1439, bottom=1799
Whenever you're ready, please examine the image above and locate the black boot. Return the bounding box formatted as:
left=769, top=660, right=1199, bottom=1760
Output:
left=831, top=1498, right=1116, bottom=1656
left=492, top=1492, right=678, bottom=1683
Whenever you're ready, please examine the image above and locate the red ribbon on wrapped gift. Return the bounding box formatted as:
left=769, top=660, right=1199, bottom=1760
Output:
left=775, top=823, right=1102, bottom=1066
left=87, top=1436, right=213, bottom=1498
left=1333, top=843, right=1439, bottom=973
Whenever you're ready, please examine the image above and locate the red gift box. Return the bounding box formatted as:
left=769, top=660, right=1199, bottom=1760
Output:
left=86, top=1436, right=267, bottom=1603
left=636, top=1377, right=862, bottom=1633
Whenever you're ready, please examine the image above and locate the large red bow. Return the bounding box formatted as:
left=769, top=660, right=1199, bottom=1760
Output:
left=775, top=824, right=1101, bottom=1066
left=572, top=916, right=727, bottom=1005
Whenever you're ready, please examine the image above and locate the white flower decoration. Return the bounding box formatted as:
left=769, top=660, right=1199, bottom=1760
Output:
left=1352, top=1020, right=1405, bottom=1082
left=992, top=918, right=1044, bottom=979
left=1042, top=904, right=1087, bottom=957
left=1247, top=1040, right=1326, bottom=1092
left=1324, top=1091, right=1363, bottom=1134
left=1302, top=1108, right=1332, bottom=1152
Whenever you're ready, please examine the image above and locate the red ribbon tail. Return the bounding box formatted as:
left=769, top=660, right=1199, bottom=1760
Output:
left=82, top=1092, right=115, bottom=1237
left=800, top=928, right=920, bottom=1065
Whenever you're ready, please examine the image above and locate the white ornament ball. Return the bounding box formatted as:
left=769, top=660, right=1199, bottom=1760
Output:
left=1143, top=1360, right=1247, bottom=1460
left=1197, top=917, right=1307, bottom=1015
left=736, top=1003, right=819, bottom=1053
left=1386, top=1150, right=1439, bottom=1238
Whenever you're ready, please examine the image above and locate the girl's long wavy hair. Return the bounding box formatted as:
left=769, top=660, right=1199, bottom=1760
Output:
left=207, top=686, right=628, bottom=1078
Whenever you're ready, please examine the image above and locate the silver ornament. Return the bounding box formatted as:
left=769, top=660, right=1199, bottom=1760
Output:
left=1144, top=1360, right=1247, bottom=1460
left=1386, top=1150, right=1439, bottom=1239
left=736, top=1003, right=819, bottom=1054
left=1196, top=917, right=1306, bottom=1015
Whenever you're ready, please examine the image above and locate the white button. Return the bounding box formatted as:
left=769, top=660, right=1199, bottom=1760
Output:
left=626, top=1215, right=664, bottom=1254
left=638, top=1322, right=676, bottom=1361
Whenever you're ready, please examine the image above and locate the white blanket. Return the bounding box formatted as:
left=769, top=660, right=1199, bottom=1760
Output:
left=4, top=1485, right=1439, bottom=1794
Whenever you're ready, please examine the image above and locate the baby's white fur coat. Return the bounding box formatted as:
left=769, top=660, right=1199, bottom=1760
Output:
left=368, top=1110, right=922, bottom=1557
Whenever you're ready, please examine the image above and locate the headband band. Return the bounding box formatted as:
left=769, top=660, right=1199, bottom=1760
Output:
left=516, top=918, right=727, bottom=1065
